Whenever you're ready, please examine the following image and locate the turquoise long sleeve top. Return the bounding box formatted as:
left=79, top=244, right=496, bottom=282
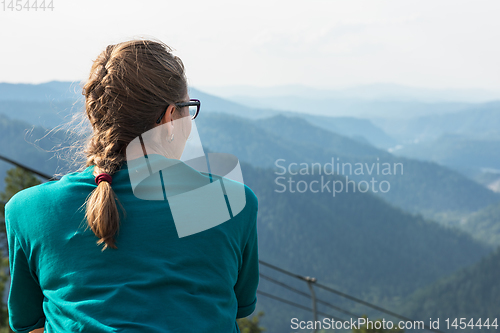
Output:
left=4, top=154, right=259, bottom=333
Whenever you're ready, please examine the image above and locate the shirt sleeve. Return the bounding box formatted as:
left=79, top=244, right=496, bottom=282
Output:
left=5, top=202, right=46, bottom=333
left=234, top=205, right=259, bottom=319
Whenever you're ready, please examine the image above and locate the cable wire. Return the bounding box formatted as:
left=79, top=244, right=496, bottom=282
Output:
left=257, top=290, right=345, bottom=322
left=0, top=154, right=54, bottom=180
left=260, top=260, right=445, bottom=333
left=260, top=273, right=360, bottom=318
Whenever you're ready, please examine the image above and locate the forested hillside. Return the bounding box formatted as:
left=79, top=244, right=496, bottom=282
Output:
left=196, top=113, right=500, bottom=219
left=402, top=246, right=500, bottom=333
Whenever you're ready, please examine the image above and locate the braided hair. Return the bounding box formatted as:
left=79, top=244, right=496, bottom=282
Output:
left=82, top=39, right=187, bottom=250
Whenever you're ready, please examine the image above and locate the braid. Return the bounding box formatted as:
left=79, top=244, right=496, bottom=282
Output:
left=81, top=39, right=188, bottom=251
left=85, top=46, right=113, bottom=130
left=83, top=44, right=125, bottom=251
left=84, top=44, right=125, bottom=175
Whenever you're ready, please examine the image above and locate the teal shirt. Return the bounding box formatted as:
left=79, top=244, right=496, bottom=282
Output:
left=5, top=154, right=259, bottom=332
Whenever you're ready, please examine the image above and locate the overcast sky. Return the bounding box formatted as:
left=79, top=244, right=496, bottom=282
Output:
left=1, top=0, right=499, bottom=92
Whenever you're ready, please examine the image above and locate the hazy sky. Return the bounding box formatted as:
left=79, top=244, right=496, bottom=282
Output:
left=1, top=0, right=499, bottom=92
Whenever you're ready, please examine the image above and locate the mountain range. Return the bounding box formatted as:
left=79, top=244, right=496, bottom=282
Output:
left=0, top=81, right=499, bottom=333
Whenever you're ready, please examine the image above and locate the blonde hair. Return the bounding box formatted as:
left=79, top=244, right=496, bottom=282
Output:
left=82, top=38, right=187, bottom=250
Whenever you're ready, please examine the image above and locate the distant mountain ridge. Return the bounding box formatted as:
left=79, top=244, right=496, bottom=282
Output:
left=0, top=81, right=399, bottom=149
left=198, top=83, right=500, bottom=103
left=374, top=102, right=500, bottom=142
left=392, top=133, right=500, bottom=178
left=0, top=81, right=84, bottom=101
left=219, top=95, right=477, bottom=118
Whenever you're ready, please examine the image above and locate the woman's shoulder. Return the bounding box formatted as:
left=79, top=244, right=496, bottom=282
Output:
left=243, top=183, right=258, bottom=212
left=215, top=175, right=258, bottom=212
left=4, top=180, right=60, bottom=238
left=6, top=180, right=57, bottom=212
left=5, top=167, right=94, bottom=222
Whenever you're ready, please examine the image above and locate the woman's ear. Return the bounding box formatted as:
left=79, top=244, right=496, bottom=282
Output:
left=159, top=104, right=177, bottom=125
left=168, top=104, right=177, bottom=121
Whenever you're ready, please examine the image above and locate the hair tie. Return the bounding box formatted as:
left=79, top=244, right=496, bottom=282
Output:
left=95, top=173, right=112, bottom=185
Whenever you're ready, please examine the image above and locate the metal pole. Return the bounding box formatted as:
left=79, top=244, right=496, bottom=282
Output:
left=305, top=276, right=318, bottom=333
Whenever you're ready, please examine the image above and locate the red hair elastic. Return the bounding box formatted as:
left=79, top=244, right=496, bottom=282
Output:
left=95, top=173, right=112, bottom=185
